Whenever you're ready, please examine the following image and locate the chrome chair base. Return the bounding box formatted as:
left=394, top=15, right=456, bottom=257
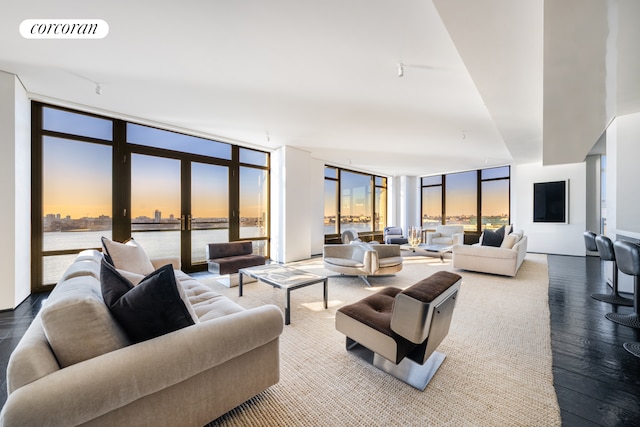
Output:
left=373, top=351, right=446, bottom=391
left=346, top=339, right=446, bottom=391
left=623, top=342, right=640, bottom=358
left=591, top=292, right=634, bottom=306
left=605, top=312, right=640, bottom=329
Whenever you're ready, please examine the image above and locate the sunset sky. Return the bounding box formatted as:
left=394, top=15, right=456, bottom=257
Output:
left=43, top=139, right=265, bottom=219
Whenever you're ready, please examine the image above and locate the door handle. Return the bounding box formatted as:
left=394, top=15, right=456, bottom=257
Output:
left=181, top=215, right=192, bottom=231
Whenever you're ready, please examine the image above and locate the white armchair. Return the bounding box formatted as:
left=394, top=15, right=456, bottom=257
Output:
left=426, top=225, right=464, bottom=246
left=323, top=242, right=403, bottom=286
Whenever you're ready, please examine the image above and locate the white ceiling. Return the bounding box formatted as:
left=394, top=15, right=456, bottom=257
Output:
left=1, top=1, right=637, bottom=177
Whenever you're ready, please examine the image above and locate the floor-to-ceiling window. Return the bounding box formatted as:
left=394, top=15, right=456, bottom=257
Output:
left=421, top=166, right=510, bottom=234
left=324, top=166, right=339, bottom=235
left=445, top=171, right=478, bottom=231
left=340, top=171, right=373, bottom=232
left=38, top=108, right=113, bottom=286
left=239, top=148, right=269, bottom=256
left=32, top=102, right=269, bottom=291
left=480, top=166, right=510, bottom=230
left=421, top=175, right=442, bottom=229
left=324, top=166, right=387, bottom=240
left=374, top=176, right=387, bottom=232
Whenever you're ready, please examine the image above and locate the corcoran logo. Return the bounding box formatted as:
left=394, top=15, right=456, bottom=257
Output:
left=20, top=19, right=109, bottom=39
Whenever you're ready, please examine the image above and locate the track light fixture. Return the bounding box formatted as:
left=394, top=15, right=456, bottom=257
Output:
left=397, top=62, right=435, bottom=78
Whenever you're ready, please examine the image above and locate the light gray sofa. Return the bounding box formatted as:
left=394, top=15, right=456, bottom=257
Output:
left=452, top=230, right=528, bottom=277
left=0, top=250, right=283, bottom=427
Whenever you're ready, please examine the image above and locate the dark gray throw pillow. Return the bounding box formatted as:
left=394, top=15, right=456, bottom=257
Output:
left=100, top=259, right=195, bottom=343
left=481, top=225, right=506, bottom=247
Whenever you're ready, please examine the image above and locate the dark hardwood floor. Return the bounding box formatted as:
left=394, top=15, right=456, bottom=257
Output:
left=549, top=254, right=640, bottom=426
left=0, top=255, right=639, bottom=426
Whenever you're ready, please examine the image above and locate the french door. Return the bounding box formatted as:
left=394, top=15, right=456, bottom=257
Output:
left=130, top=154, right=230, bottom=272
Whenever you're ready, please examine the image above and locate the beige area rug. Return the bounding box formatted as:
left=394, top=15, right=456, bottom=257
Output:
left=200, top=253, right=561, bottom=427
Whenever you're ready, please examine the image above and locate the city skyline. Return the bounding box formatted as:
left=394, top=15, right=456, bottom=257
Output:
left=42, top=108, right=268, bottom=219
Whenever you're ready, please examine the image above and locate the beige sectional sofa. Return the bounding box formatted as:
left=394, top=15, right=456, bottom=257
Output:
left=452, top=230, right=528, bottom=277
left=0, top=249, right=283, bottom=427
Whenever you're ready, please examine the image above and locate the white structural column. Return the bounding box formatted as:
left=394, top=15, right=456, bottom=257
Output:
left=270, top=145, right=319, bottom=263
left=397, top=176, right=420, bottom=234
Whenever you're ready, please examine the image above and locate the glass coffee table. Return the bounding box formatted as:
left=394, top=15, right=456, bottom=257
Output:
left=238, top=264, right=328, bottom=325
left=401, top=244, right=452, bottom=262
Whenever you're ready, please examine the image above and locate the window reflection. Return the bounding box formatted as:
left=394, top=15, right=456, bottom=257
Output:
left=445, top=171, right=477, bottom=231
left=481, top=180, right=509, bottom=230
left=340, top=171, right=372, bottom=233
left=422, top=186, right=442, bottom=229
left=324, top=179, right=338, bottom=234
left=191, top=163, right=229, bottom=261
left=240, top=167, right=268, bottom=239
left=130, top=154, right=181, bottom=260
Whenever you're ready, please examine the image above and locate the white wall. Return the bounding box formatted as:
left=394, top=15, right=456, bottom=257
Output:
left=611, top=111, right=640, bottom=237
left=0, top=71, right=31, bottom=310
left=512, top=161, right=587, bottom=256
left=605, top=112, right=640, bottom=293
left=585, top=154, right=601, bottom=237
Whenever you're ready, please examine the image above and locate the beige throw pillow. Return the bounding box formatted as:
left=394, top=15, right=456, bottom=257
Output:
left=501, top=234, right=518, bottom=249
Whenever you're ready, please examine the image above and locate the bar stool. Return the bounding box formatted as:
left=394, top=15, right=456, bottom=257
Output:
left=623, top=342, right=640, bottom=358
left=605, top=240, right=640, bottom=329
left=584, top=230, right=597, bottom=253
left=592, top=235, right=633, bottom=306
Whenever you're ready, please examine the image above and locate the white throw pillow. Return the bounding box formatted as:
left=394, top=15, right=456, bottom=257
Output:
left=41, top=277, right=130, bottom=368
left=511, top=230, right=524, bottom=240
left=101, top=237, right=155, bottom=275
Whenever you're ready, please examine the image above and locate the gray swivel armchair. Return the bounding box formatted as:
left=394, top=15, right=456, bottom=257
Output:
left=323, top=242, right=403, bottom=286
left=341, top=229, right=361, bottom=244
left=383, top=226, right=408, bottom=244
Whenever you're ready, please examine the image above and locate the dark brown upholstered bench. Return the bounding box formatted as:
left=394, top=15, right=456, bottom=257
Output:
left=336, top=270, right=461, bottom=390
left=206, top=241, right=266, bottom=276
